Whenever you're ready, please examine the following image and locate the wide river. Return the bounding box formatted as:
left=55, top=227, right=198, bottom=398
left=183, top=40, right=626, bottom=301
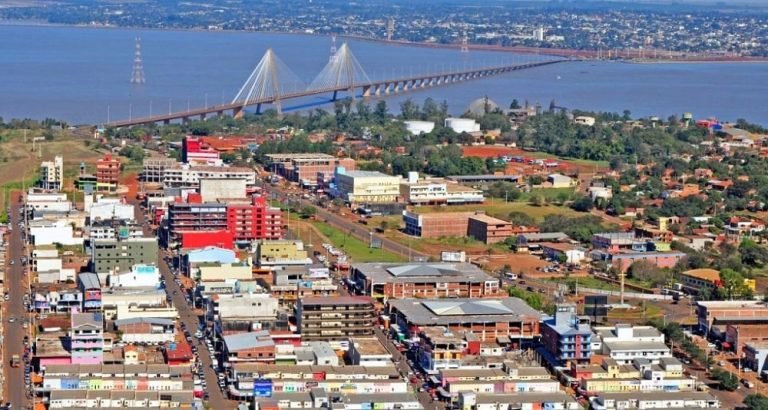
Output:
left=1, top=24, right=766, bottom=125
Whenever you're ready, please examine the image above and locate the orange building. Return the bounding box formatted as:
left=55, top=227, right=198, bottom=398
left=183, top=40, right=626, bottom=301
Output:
left=96, top=153, right=121, bottom=191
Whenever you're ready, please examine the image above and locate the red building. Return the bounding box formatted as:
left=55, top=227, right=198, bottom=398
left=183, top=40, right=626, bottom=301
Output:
left=226, top=196, right=283, bottom=241
left=182, top=136, right=221, bottom=165
left=96, top=153, right=121, bottom=191
left=163, top=336, right=194, bottom=366
left=180, top=230, right=234, bottom=250
left=168, top=194, right=282, bottom=247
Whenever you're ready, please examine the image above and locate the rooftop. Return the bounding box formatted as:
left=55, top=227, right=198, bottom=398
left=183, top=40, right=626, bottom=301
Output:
left=354, top=262, right=494, bottom=284
left=389, top=297, right=543, bottom=325
left=682, top=268, right=720, bottom=282
left=338, top=170, right=397, bottom=179
left=223, top=331, right=274, bottom=352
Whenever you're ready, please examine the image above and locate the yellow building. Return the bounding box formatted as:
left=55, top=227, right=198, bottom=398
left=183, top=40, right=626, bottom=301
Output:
left=335, top=170, right=401, bottom=205
left=257, top=240, right=312, bottom=266
left=574, top=357, right=694, bottom=394
left=197, top=262, right=252, bottom=281
left=679, top=268, right=756, bottom=293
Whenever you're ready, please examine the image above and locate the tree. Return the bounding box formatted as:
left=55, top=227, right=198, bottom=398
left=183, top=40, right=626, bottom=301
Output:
left=299, top=206, right=317, bottom=219
left=373, top=100, right=389, bottom=125
left=379, top=220, right=390, bottom=232
left=627, top=260, right=668, bottom=287
left=510, top=99, right=521, bottom=109
left=711, top=368, right=739, bottom=391
left=570, top=195, right=595, bottom=212
left=399, top=99, right=420, bottom=120
left=508, top=211, right=536, bottom=227
left=744, top=394, right=768, bottom=410
left=718, top=268, right=748, bottom=300
left=740, top=239, right=768, bottom=268
left=0, top=209, right=7, bottom=224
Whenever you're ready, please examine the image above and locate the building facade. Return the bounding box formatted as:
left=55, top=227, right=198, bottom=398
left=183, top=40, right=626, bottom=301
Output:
left=40, top=155, right=64, bottom=190
left=334, top=171, right=401, bottom=205
left=91, top=237, right=158, bottom=274
left=297, top=296, right=376, bottom=341
left=96, top=153, right=121, bottom=192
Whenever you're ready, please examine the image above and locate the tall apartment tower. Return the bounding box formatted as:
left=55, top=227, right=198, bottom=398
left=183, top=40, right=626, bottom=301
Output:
left=40, top=155, right=64, bottom=190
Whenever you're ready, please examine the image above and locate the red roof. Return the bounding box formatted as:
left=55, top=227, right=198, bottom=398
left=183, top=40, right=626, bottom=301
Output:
left=164, top=337, right=193, bottom=363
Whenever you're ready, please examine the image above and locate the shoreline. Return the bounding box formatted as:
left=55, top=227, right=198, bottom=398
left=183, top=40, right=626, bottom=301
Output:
left=2, top=20, right=766, bottom=64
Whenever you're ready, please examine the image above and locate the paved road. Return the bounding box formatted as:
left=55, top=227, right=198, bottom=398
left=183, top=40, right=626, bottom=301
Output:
left=131, top=199, right=235, bottom=410
left=263, top=184, right=428, bottom=260
left=3, top=192, right=31, bottom=409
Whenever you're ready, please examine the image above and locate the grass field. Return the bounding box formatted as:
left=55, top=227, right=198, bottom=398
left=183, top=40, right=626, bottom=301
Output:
left=311, top=220, right=406, bottom=263
left=0, top=129, right=104, bottom=208
left=415, top=201, right=581, bottom=222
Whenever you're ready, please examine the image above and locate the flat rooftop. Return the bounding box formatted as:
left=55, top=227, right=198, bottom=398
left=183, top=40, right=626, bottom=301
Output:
left=351, top=337, right=391, bottom=356
left=353, top=262, right=495, bottom=284
left=389, top=297, right=543, bottom=325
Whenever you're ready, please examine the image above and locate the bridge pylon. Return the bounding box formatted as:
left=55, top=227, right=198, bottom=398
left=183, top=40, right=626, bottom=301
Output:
left=308, top=42, right=372, bottom=100
left=232, top=48, right=303, bottom=116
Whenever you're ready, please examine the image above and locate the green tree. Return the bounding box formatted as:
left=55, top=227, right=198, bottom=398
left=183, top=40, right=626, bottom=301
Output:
left=373, top=101, right=389, bottom=126
left=718, top=268, right=748, bottom=300
left=399, top=99, right=421, bottom=120
left=570, top=195, right=595, bottom=212
left=745, top=394, right=768, bottom=410
left=0, top=209, right=7, bottom=224
left=299, top=206, right=317, bottom=219
left=711, top=368, right=739, bottom=391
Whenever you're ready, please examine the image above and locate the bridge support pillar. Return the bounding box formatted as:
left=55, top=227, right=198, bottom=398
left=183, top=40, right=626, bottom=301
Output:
left=233, top=106, right=244, bottom=119
left=182, top=116, right=190, bottom=124
left=163, top=119, right=170, bottom=125
left=403, top=81, right=409, bottom=92
left=362, top=85, right=371, bottom=98
left=348, top=87, right=356, bottom=100
left=384, top=84, right=390, bottom=94
left=217, top=111, right=224, bottom=117
left=255, top=103, right=262, bottom=115
left=199, top=113, right=206, bottom=121
left=374, top=85, right=381, bottom=96
left=331, top=90, right=338, bottom=101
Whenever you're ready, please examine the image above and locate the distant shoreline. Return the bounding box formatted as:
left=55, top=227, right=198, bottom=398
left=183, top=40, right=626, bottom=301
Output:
left=2, top=19, right=767, bottom=64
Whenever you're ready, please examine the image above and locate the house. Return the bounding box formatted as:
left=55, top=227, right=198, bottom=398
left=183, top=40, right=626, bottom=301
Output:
left=540, top=242, right=586, bottom=265
left=114, top=317, right=176, bottom=345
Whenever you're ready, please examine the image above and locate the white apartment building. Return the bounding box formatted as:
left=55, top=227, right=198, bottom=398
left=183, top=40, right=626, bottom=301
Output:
left=593, top=324, right=671, bottom=364
left=40, top=155, right=64, bottom=190
left=161, top=164, right=256, bottom=189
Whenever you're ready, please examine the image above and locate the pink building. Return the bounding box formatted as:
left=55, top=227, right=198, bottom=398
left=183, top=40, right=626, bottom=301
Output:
left=70, top=312, right=104, bottom=364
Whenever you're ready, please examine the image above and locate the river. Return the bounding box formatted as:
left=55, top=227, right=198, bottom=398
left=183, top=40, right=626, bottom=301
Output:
left=0, top=24, right=766, bottom=125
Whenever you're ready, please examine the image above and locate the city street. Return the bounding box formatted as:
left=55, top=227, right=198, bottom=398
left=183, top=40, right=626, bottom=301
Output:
left=3, top=192, right=31, bottom=409
left=132, top=199, right=235, bottom=410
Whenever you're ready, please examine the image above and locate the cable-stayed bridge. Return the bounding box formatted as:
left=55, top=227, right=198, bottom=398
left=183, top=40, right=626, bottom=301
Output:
left=106, top=43, right=565, bottom=128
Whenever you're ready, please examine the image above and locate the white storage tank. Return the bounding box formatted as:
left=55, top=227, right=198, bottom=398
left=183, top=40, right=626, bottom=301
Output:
left=404, top=120, right=435, bottom=135
left=444, top=117, right=480, bottom=133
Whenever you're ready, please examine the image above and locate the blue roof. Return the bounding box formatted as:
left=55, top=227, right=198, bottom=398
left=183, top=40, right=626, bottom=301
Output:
left=186, top=247, right=237, bottom=264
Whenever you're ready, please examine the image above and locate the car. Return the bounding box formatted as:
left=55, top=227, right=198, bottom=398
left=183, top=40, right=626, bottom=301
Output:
left=8, top=317, right=15, bottom=323
left=9, top=260, right=13, bottom=265
left=3, top=294, right=9, bottom=301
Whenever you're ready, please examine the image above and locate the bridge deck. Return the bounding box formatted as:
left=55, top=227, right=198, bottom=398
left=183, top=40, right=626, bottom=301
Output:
left=106, top=60, right=565, bottom=128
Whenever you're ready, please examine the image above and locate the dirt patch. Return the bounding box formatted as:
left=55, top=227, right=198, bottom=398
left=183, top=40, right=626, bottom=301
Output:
left=471, top=253, right=549, bottom=274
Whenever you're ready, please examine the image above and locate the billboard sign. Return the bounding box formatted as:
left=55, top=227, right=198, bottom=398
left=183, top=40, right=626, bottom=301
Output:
left=254, top=379, right=273, bottom=397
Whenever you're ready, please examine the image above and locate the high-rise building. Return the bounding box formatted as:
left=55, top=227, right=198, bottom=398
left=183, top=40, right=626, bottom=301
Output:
left=96, top=153, right=121, bottom=192
left=167, top=194, right=283, bottom=245
left=91, top=237, right=158, bottom=274
left=40, top=155, right=64, bottom=190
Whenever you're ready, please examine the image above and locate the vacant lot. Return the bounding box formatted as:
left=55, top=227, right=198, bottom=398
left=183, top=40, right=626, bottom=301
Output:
left=0, top=129, right=104, bottom=207
left=415, top=201, right=581, bottom=222
left=311, top=220, right=406, bottom=263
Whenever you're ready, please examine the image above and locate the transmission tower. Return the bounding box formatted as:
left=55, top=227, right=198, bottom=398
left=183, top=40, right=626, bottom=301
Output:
left=460, top=31, right=469, bottom=54
left=386, top=18, right=395, bottom=41
left=130, top=36, right=145, bottom=84
left=330, top=35, right=338, bottom=63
